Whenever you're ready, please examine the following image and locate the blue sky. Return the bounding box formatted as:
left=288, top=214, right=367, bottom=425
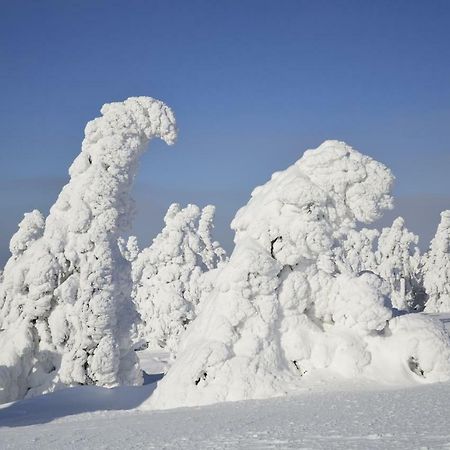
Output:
left=1, top=0, right=449, bottom=264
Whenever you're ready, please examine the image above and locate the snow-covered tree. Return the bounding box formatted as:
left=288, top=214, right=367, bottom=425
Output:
left=132, top=203, right=226, bottom=355
left=0, top=96, right=177, bottom=403
left=423, top=210, right=450, bottom=313
left=336, top=227, right=379, bottom=275
left=375, top=217, right=423, bottom=311
left=336, top=218, right=424, bottom=311
left=148, top=141, right=450, bottom=410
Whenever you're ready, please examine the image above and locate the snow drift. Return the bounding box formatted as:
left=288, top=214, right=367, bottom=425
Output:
left=148, top=140, right=450, bottom=410
left=0, top=97, right=177, bottom=403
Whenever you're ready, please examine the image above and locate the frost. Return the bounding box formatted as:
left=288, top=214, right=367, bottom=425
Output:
left=132, top=203, right=226, bottom=355
left=0, top=96, right=177, bottom=403
left=148, top=141, right=450, bottom=409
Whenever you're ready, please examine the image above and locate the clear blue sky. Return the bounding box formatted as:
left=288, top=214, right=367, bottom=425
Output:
left=1, top=0, right=449, bottom=264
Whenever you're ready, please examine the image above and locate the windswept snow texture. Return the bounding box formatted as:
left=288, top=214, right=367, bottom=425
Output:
left=132, top=203, right=227, bottom=355
left=149, top=140, right=450, bottom=409
left=0, top=97, right=177, bottom=403
left=424, top=210, right=450, bottom=313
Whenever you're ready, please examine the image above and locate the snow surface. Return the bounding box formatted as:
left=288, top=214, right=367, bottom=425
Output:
left=1, top=319, right=450, bottom=449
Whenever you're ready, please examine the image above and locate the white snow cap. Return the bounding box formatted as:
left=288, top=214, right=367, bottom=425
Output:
left=0, top=97, right=176, bottom=403
left=148, top=141, right=450, bottom=410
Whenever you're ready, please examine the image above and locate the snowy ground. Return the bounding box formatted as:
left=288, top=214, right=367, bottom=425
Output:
left=0, top=316, right=449, bottom=450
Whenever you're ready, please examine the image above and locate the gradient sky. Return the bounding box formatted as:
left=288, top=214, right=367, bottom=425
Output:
left=1, top=0, right=449, bottom=265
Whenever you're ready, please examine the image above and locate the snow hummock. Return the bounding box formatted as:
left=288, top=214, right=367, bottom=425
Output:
left=0, top=97, right=177, bottom=404
left=147, top=140, right=450, bottom=409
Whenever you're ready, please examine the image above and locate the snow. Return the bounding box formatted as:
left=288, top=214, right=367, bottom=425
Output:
left=1, top=336, right=450, bottom=449
left=375, top=217, right=422, bottom=311
left=132, top=203, right=226, bottom=355
left=148, top=140, right=450, bottom=410
left=423, top=210, right=450, bottom=313
left=1, top=111, right=450, bottom=449
left=0, top=97, right=177, bottom=403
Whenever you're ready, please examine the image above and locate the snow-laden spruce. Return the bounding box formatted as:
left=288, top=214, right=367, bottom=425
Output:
left=375, top=217, right=423, bottom=311
left=132, top=203, right=226, bottom=355
left=148, top=140, right=450, bottom=409
left=0, top=97, right=177, bottom=403
left=423, top=210, right=450, bottom=313
left=338, top=218, right=423, bottom=311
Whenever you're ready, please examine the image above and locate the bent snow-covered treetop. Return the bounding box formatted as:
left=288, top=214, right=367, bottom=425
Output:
left=0, top=97, right=177, bottom=404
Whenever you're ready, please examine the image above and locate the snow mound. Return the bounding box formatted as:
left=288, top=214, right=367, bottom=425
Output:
left=0, top=97, right=177, bottom=404
left=147, top=140, right=450, bottom=409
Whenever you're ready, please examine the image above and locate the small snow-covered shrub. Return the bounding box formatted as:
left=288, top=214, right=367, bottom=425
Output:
left=423, top=210, right=450, bottom=313
left=148, top=140, right=450, bottom=410
left=132, top=203, right=226, bottom=355
left=0, top=97, right=177, bottom=404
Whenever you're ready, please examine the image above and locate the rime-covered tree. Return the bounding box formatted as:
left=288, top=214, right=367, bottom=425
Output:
left=375, top=217, right=423, bottom=311
left=132, top=203, right=226, bottom=355
left=148, top=141, right=450, bottom=410
left=423, top=210, right=450, bottom=313
left=0, top=96, right=177, bottom=403
left=336, top=227, right=379, bottom=275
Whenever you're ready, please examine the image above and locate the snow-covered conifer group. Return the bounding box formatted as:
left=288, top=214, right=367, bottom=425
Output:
left=148, top=141, right=450, bottom=409
left=1, top=99, right=449, bottom=411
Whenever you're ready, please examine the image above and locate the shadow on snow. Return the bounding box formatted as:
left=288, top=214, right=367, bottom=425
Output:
left=0, top=371, right=163, bottom=428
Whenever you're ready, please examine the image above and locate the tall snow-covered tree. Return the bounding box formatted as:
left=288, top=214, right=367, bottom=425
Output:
left=148, top=141, right=450, bottom=410
left=132, top=203, right=226, bottom=355
left=423, top=210, right=450, bottom=313
left=0, top=96, right=177, bottom=403
left=375, top=217, right=423, bottom=311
